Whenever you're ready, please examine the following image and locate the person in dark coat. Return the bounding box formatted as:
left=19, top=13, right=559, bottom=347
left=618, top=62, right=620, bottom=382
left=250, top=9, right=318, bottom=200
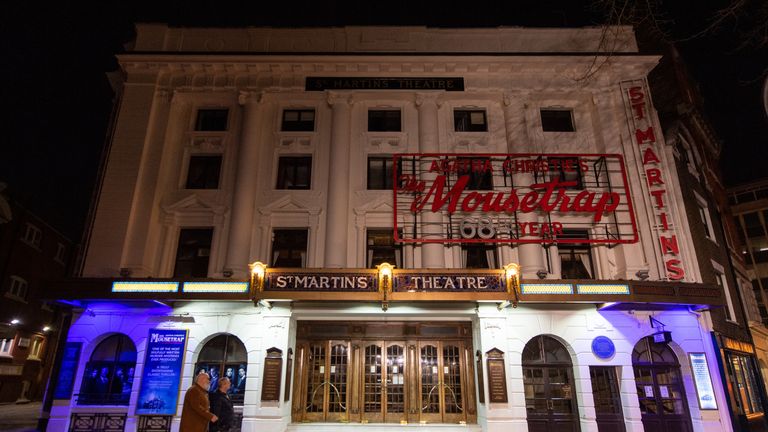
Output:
left=180, top=372, right=218, bottom=432
left=209, top=377, right=234, bottom=432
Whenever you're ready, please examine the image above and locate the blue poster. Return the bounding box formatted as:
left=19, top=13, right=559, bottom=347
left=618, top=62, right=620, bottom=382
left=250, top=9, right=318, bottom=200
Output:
left=54, top=342, right=82, bottom=399
left=135, top=329, right=188, bottom=415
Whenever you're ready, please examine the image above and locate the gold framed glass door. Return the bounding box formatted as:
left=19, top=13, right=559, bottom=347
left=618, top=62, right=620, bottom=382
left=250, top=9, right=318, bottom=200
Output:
left=360, top=341, right=407, bottom=423
left=295, top=340, right=349, bottom=422
left=418, top=341, right=469, bottom=424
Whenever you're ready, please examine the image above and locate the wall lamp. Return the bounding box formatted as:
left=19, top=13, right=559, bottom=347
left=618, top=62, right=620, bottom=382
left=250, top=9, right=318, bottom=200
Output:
left=635, top=269, right=650, bottom=280
left=503, top=263, right=521, bottom=309
left=377, top=262, right=394, bottom=311
left=249, top=261, right=267, bottom=304
left=536, top=269, right=548, bottom=279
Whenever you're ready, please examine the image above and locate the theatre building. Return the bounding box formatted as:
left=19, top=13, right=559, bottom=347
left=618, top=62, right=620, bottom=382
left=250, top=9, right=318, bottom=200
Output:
left=42, top=25, right=757, bottom=432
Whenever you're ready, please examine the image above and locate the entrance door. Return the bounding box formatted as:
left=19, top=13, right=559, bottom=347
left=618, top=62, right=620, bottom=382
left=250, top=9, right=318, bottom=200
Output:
left=361, top=341, right=407, bottom=423
left=523, top=335, right=580, bottom=432
left=589, top=366, right=626, bottom=432
left=296, top=340, right=350, bottom=422
left=418, top=341, right=467, bottom=424
left=632, top=337, right=692, bottom=432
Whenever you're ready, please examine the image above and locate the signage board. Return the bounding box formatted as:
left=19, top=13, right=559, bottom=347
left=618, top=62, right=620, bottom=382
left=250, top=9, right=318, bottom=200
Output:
left=54, top=342, right=82, bottom=399
left=689, top=353, right=717, bottom=410
left=393, top=153, right=637, bottom=244
left=485, top=349, right=508, bottom=403
left=135, top=329, right=188, bottom=415
left=306, top=77, right=464, bottom=91
left=393, top=272, right=505, bottom=292
left=265, top=272, right=377, bottom=292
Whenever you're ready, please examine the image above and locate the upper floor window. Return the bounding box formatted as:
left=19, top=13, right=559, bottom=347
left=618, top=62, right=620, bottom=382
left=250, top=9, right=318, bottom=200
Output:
left=28, top=337, right=43, bottom=360
left=276, top=156, right=312, bottom=190
left=186, top=155, right=222, bottom=189
left=454, top=109, right=487, bottom=132
left=368, top=110, right=401, bottom=132
left=697, top=201, right=715, bottom=240
left=272, top=229, right=308, bottom=268
left=462, top=243, right=497, bottom=269
left=457, top=157, right=493, bottom=190
left=173, top=228, right=213, bottom=278
left=54, top=242, right=67, bottom=264
left=22, top=223, right=42, bottom=248
left=541, top=109, right=575, bottom=132
left=0, top=338, right=13, bottom=356
left=558, top=230, right=594, bottom=279
left=78, top=334, right=136, bottom=406
left=548, top=157, right=583, bottom=189
left=715, top=271, right=737, bottom=322
left=195, top=109, right=229, bottom=131
left=367, top=156, right=401, bottom=190
left=367, top=230, right=402, bottom=269
left=7, top=276, right=28, bottom=300
left=282, top=109, right=315, bottom=132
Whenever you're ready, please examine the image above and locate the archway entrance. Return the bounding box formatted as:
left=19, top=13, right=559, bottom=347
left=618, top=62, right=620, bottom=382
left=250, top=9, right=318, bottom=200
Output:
left=632, top=337, right=693, bottom=432
left=523, top=335, right=580, bottom=432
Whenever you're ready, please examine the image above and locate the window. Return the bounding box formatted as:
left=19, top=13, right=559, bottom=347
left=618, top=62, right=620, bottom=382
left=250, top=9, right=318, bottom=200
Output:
left=54, top=242, right=67, bottom=264
left=548, top=157, right=583, bottom=189
left=367, top=230, right=402, bottom=268
left=7, top=276, right=28, bottom=300
left=0, top=338, right=13, bottom=356
left=195, top=334, right=248, bottom=405
left=78, top=334, right=137, bottom=405
left=742, top=212, right=765, bottom=239
left=195, top=109, right=229, bottom=131
left=368, top=110, right=401, bottom=132
left=22, top=223, right=41, bottom=248
left=272, top=229, right=308, bottom=267
left=457, top=157, right=493, bottom=190
left=454, top=109, right=487, bottom=132
left=282, top=109, right=315, bottom=131
left=173, top=228, right=213, bottom=278
left=715, top=272, right=737, bottom=322
left=541, top=109, right=575, bottom=132
left=725, top=352, right=764, bottom=416
left=462, top=243, right=497, bottom=269
left=558, top=230, right=594, bottom=279
left=186, top=155, right=222, bottom=189
left=367, top=156, right=401, bottom=190
left=28, top=338, right=43, bottom=360
left=276, top=156, right=312, bottom=189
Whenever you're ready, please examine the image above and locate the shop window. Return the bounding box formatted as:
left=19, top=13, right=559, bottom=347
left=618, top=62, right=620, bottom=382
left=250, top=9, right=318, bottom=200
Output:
left=541, top=109, right=575, bottom=132
left=272, top=229, right=308, bottom=267
left=195, top=109, right=229, bottom=131
left=195, top=334, right=248, bottom=405
left=368, top=110, right=401, bottom=132
left=0, top=338, right=12, bottom=356
left=78, top=334, right=136, bottom=405
left=715, top=272, right=737, bottom=322
left=54, top=242, right=67, bottom=264
left=7, top=276, right=28, bottom=300
left=186, top=155, right=222, bottom=189
left=558, top=230, right=594, bottom=279
left=726, top=352, right=765, bottom=416
left=367, top=156, right=401, bottom=190
left=548, top=157, right=583, bottom=189
left=276, top=156, right=312, bottom=189
left=453, top=109, right=487, bottom=132
left=462, top=243, right=497, bottom=269
left=457, top=157, right=493, bottom=190
left=282, top=109, right=316, bottom=132
left=366, top=229, right=402, bottom=269
left=22, top=223, right=42, bottom=248
left=173, top=228, right=213, bottom=278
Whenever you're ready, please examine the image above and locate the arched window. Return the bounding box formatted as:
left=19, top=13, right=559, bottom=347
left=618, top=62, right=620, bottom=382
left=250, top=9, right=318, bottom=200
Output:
left=195, top=334, right=247, bottom=404
left=632, top=337, right=678, bottom=365
left=79, top=334, right=136, bottom=405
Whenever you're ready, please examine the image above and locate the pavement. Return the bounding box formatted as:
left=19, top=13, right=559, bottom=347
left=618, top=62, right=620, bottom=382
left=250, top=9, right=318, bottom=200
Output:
left=0, top=401, right=41, bottom=432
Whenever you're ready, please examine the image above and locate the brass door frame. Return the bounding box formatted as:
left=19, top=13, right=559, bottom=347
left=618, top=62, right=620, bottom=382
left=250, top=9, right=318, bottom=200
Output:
left=293, top=340, right=350, bottom=422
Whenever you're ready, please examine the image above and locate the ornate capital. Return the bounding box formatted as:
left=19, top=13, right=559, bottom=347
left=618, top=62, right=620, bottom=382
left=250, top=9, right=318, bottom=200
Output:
left=326, top=91, right=353, bottom=107
left=155, top=87, right=173, bottom=103
left=414, top=92, right=442, bottom=108
left=238, top=90, right=264, bottom=106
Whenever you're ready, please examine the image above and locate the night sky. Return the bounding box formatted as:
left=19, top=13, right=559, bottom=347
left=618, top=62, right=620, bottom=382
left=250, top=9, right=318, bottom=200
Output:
left=3, top=1, right=767, bottom=241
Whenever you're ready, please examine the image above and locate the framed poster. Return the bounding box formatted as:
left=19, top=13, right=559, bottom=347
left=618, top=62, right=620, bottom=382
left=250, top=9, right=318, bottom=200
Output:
left=688, top=352, right=717, bottom=410
left=135, top=329, right=188, bottom=415
left=54, top=342, right=82, bottom=399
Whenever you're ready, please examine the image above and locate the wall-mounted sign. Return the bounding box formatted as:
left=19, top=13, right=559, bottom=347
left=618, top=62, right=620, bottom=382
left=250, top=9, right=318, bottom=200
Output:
left=689, top=353, right=717, bottom=410
left=393, top=153, right=637, bottom=244
left=261, top=348, right=283, bottom=402
left=652, top=331, right=672, bottom=344
left=721, top=336, right=755, bottom=354
left=305, top=77, right=464, bottom=91
left=112, top=281, right=179, bottom=293
left=54, top=342, right=82, bottom=399
left=135, top=329, right=188, bottom=415
left=182, top=282, right=248, bottom=293
left=485, top=348, right=508, bottom=403
left=591, top=336, right=616, bottom=359
left=265, top=272, right=377, bottom=292
left=393, top=272, right=504, bottom=292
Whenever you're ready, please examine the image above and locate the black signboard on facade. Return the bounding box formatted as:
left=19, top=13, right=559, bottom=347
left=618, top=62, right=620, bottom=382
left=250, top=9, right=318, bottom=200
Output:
left=261, top=348, right=283, bottom=402
left=486, top=348, right=508, bottom=403
left=306, top=77, right=464, bottom=91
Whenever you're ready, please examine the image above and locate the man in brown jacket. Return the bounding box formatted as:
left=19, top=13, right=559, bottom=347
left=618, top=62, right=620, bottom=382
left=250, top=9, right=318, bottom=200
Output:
left=180, top=372, right=219, bottom=432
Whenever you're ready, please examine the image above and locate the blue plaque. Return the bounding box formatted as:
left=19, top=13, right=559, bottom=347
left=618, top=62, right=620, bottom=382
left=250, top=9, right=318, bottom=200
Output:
left=135, top=329, right=188, bottom=415
left=591, top=336, right=615, bottom=359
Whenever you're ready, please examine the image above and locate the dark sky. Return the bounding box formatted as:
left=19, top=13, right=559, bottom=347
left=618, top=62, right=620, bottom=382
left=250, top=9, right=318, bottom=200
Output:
left=3, top=1, right=767, bottom=241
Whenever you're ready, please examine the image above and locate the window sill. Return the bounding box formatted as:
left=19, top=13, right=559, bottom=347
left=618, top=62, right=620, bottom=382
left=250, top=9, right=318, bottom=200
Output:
left=3, top=293, right=28, bottom=304
left=0, top=353, right=13, bottom=359
left=20, top=239, right=42, bottom=251
left=26, top=356, right=41, bottom=362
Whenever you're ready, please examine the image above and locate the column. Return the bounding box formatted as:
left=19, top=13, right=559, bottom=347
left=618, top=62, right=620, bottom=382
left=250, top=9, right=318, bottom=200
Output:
left=503, top=93, right=546, bottom=278
left=416, top=93, right=445, bottom=268
left=323, top=93, right=352, bottom=268
left=224, top=91, right=263, bottom=276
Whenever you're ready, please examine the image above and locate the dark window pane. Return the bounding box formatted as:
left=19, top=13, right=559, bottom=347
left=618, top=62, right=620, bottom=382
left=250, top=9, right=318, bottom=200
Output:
left=558, top=230, right=593, bottom=279
left=272, top=229, right=308, bottom=267
left=276, top=156, right=312, bottom=189
left=541, top=109, right=574, bottom=132
left=744, top=212, right=765, bottom=238
left=195, top=109, right=229, bottom=131
left=367, top=156, right=400, bottom=190
left=454, top=110, right=487, bottom=132
left=457, top=157, right=493, bottom=190
left=462, top=244, right=496, bottom=269
left=368, top=110, right=401, bottom=132
left=186, top=155, right=222, bottom=189
left=367, top=229, right=402, bottom=268
left=173, top=228, right=213, bottom=278
left=282, top=109, right=315, bottom=131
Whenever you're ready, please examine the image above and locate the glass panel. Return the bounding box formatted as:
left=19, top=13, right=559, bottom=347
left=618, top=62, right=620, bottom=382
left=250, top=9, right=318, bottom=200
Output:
left=442, top=344, right=463, bottom=414
left=328, top=344, right=348, bottom=413
left=522, top=338, right=542, bottom=363
left=198, top=335, right=226, bottom=362
left=364, top=344, right=382, bottom=414
left=543, top=337, right=571, bottom=364
left=420, top=345, right=440, bottom=414
left=386, top=344, right=405, bottom=414
left=590, top=367, right=622, bottom=415
left=633, top=366, right=656, bottom=415
left=549, top=368, right=574, bottom=414
left=523, top=367, right=546, bottom=414
left=305, top=344, right=325, bottom=413
left=225, top=336, right=247, bottom=362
